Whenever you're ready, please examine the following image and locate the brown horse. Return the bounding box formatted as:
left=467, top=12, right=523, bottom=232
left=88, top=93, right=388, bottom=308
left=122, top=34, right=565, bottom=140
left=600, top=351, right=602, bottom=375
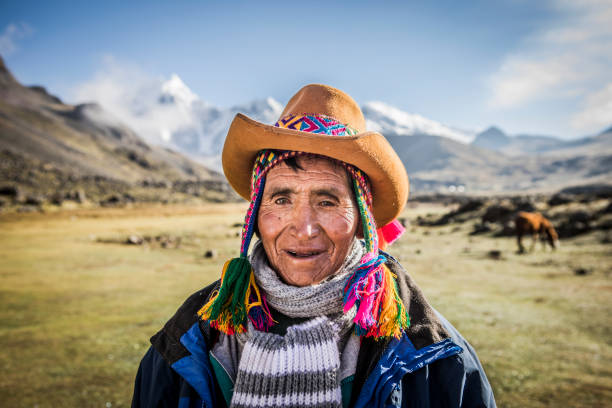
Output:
left=515, top=211, right=559, bottom=253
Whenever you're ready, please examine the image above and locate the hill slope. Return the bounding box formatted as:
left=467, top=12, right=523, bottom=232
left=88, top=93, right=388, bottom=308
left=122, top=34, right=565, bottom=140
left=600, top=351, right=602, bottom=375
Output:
left=0, top=56, right=230, bottom=205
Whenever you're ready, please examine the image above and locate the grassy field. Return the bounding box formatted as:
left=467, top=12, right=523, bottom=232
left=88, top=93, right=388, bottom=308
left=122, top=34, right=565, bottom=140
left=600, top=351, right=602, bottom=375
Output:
left=0, top=203, right=610, bottom=407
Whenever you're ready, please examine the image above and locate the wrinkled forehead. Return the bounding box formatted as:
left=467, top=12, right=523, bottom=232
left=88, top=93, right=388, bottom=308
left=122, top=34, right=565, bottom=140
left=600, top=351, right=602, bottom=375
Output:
left=265, top=155, right=354, bottom=193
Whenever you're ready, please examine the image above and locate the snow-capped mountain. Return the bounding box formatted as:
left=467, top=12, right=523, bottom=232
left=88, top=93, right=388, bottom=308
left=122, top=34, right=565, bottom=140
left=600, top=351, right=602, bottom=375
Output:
left=159, top=74, right=199, bottom=107
left=153, top=76, right=283, bottom=165
left=121, top=75, right=478, bottom=170
left=79, top=73, right=611, bottom=193
left=362, top=101, right=475, bottom=144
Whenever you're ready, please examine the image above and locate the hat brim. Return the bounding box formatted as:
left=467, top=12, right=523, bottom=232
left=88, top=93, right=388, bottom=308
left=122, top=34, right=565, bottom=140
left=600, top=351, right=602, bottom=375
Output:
left=222, top=113, right=409, bottom=227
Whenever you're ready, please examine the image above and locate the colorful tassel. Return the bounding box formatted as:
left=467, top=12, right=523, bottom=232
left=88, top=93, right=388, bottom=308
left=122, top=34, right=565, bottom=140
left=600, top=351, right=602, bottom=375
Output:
left=377, top=219, right=406, bottom=250
left=343, top=253, right=409, bottom=339
left=340, top=168, right=410, bottom=339
left=197, top=256, right=274, bottom=334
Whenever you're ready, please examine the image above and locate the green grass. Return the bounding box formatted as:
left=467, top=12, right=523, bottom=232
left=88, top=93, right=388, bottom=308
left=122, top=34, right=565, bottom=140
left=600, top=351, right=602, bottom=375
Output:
left=0, top=203, right=610, bottom=407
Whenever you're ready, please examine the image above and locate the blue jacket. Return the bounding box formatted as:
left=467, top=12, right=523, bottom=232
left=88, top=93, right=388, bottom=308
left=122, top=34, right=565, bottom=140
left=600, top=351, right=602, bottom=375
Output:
left=132, top=256, right=496, bottom=408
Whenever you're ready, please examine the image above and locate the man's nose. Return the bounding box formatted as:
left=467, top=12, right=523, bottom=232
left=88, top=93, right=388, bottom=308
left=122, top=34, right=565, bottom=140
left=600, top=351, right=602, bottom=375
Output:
left=291, top=201, right=319, bottom=239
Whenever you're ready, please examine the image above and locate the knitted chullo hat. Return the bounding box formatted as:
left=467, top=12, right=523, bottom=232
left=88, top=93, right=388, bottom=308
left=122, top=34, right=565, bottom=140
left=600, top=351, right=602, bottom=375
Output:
left=198, top=84, right=410, bottom=339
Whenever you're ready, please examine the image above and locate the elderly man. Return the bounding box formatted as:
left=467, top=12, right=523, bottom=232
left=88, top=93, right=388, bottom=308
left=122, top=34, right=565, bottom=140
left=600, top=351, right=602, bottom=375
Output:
left=132, top=84, right=496, bottom=407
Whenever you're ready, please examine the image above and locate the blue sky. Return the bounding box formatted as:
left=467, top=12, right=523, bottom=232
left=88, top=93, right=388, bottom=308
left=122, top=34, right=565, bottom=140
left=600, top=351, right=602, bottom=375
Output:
left=1, top=0, right=611, bottom=138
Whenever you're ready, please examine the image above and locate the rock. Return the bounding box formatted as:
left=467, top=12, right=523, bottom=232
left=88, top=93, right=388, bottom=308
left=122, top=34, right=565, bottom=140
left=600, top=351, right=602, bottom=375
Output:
left=0, top=185, right=20, bottom=198
left=24, top=195, right=44, bottom=206
left=231, top=222, right=243, bottom=228
left=101, top=195, right=122, bottom=206
left=481, top=205, right=514, bottom=224
left=456, top=199, right=485, bottom=214
left=595, top=218, right=612, bottom=231
left=574, top=267, right=592, bottom=276
left=470, top=222, right=492, bottom=235
left=487, top=250, right=503, bottom=260
left=50, top=192, right=64, bottom=205
left=556, top=221, right=588, bottom=238
left=512, top=199, right=536, bottom=212
left=126, top=235, right=144, bottom=245
left=548, top=194, right=573, bottom=206
left=568, top=210, right=591, bottom=224
left=156, top=234, right=181, bottom=248
left=204, top=249, right=217, bottom=259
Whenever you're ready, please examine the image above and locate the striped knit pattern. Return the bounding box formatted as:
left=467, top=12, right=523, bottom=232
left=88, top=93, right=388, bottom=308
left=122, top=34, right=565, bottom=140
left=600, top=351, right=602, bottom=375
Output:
left=230, top=317, right=342, bottom=408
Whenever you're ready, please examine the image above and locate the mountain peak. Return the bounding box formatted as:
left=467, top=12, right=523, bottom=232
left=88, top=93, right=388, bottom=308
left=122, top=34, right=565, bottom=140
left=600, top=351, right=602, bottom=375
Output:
left=0, top=55, right=19, bottom=88
left=480, top=126, right=506, bottom=137
left=362, top=101, right=473, bottom=143
left=159, top=74, right=199, bottom=106
left=233, top=97, right=283, bottom=124
left=472, top=126, right=511, bottom=150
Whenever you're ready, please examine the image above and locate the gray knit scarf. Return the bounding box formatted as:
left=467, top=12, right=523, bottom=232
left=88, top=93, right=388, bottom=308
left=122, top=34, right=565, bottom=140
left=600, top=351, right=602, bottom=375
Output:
left=229, top=240, right=364, bottom=408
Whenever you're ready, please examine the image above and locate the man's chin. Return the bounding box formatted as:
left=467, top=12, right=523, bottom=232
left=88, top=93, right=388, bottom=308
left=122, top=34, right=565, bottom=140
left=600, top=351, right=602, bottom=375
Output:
left=277, top=262, right=333, bottom=286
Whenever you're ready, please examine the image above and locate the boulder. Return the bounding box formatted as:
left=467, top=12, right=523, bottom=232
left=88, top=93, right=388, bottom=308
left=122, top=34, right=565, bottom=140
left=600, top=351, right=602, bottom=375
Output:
left=470, top=223, right=492, bottom=235
left=24, top=195, right=44, bottom=206
left=512, top=198, right=536, bottom=212
left=0, top=185, right=20, bottom=198
left=126, top=235, right=144, bottom=245
left=482, top=205, right=514, bottom=224
left=574, top=267, right=592, bottom=276
left=548, top=194, right=573, bottom=206
left=487, top=250, right=503, bottom=260
left=204, top=249, right=218, bottom=259
left=50, top=192, right=64, bottom=205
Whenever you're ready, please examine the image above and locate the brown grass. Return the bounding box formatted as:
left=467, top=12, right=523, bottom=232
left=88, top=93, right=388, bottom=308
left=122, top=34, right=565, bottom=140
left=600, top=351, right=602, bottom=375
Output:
left=0, top=203, right=610, bottom=407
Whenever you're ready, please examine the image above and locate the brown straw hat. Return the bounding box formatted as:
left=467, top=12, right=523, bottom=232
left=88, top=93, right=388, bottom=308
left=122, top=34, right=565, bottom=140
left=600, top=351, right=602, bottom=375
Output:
left=222, top=84, right=409, bottom=227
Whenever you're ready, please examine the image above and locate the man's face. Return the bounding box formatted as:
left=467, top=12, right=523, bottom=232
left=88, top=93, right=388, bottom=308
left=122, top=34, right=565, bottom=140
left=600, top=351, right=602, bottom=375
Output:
left=257, top=156, right=360, bottom=286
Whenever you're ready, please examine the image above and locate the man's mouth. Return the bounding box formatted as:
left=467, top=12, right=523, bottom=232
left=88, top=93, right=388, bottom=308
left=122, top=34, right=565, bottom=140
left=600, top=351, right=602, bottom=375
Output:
left=285, top=250, right=324, bottom=258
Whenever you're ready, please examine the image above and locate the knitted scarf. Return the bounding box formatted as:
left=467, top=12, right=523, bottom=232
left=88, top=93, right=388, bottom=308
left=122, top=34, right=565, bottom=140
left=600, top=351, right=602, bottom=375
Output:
left=248, top=239, right=363, bottom=319
left=228, top=240, right=363, bottom=408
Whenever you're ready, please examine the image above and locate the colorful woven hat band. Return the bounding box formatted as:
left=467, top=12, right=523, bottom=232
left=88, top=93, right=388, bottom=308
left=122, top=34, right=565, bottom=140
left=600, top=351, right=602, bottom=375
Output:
left=198, top=114, right=409, bottom=338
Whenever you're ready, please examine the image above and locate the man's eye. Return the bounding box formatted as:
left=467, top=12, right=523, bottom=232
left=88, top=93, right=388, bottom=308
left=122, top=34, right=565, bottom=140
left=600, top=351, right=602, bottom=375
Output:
left=320, top=200, right=335, bottom=207
left=274, top=197, right=289, bottom=205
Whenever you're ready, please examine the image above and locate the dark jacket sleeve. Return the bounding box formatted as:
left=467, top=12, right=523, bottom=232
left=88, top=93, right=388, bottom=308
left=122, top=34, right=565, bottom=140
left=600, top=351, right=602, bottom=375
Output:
left=438, top=313, right=496, bottom=407
left=132, top=346, right=181, bottom=408
left=400, top=312, right=495, bottom=408
left=400, top=351, right=495, bottom=408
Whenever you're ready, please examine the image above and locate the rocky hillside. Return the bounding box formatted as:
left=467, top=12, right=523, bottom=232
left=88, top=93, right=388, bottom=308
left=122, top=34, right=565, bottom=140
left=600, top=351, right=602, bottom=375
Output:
left=0, top=56, right=233, bottom=209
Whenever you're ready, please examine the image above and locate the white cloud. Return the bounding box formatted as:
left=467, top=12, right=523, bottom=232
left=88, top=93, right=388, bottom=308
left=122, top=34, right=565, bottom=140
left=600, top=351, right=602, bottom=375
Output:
left=70, top=55, right=201, bottom=145
left=570, top=82, right=612, bottom=132
left=488, top=0, right=612, bottom=124
left=0, top=22, right=34, bottom=56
